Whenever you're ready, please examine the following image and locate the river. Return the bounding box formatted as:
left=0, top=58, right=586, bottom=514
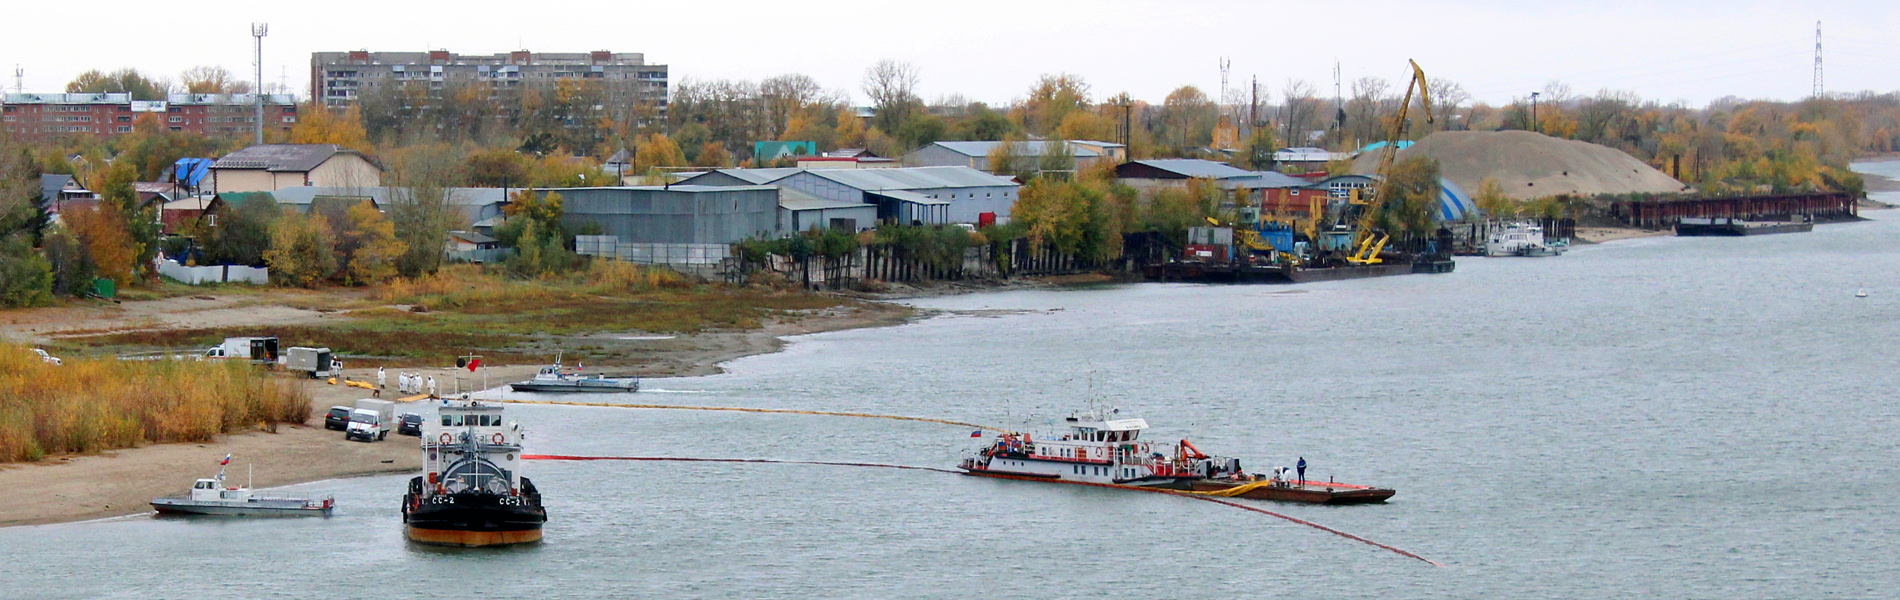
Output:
left=5, top=167, right=1899, bottom=599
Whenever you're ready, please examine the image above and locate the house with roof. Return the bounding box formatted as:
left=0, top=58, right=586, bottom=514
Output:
left=1272, top=147, right=1351, bottom=173
left=903, top=140, right=1125, bottom=173
left=159, top=196, right=222, bottom=235
left=38, top=174, right=92, bottom=213
left=208, top=144, right=382, bottom=193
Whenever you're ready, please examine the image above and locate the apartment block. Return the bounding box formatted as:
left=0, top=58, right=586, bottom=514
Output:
left=309, top=49, right=667, bottom=109
left=1, top=93, right=298, bottom=142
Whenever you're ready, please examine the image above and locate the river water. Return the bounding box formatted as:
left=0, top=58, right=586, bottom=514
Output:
left=7, top=169, right=1900, bottom=599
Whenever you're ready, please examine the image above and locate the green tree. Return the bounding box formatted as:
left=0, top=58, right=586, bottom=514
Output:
left=386, top=144, right=468, bottom=277
left=1233, top=126, right=1278, bottom=171
left=0, top=235, right=51, bottom=307
left=894, top=113, right=946, bottom=150
left=205, top=194, right=281, bottom=265
left=1371, top=156, right=1441, bottom=236
left=951, top=105, right=1016, bottom=141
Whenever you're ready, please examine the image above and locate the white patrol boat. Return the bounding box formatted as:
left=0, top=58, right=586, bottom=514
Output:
left=959, top=409, right=1191, bottom=487
left=150, top=457, right=334, bottom=517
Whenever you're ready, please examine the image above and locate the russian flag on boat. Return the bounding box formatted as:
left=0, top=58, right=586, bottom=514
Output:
left=220, top=453, right=231, bottom=465
left=970, top=430, right=983, bottom=438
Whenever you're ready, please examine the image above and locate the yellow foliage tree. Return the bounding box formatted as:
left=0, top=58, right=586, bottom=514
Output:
left=338, top=203, right=408, bottom=286
left=634, top=134, right=687, bottom=174
left=1054, top=111, right=1117, bottom=143
left=288, top=104, right=372, bottom=154
left=263, top=210, right=338, bottom=288
left=61, top=204, right=138, bottom=285
left=833, top=108, right=867, bottom=149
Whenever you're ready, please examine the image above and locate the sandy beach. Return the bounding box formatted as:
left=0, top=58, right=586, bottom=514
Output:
left=0, top=301, right=914, bottom=527
left=1573, top=226, right=1671, bottom=244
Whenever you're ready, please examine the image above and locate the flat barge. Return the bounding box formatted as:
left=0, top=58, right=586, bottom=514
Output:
left=1674, top=217, right=1814, bottom=236
left=1187, top=478, right=1395, bottom=505
left=1147, top=259, right=1448, bottom=284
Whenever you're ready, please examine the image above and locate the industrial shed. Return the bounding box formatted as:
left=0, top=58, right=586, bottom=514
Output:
left=549, top=185, right=780, bottom=244
left=778, top=188, right=878, bottom=233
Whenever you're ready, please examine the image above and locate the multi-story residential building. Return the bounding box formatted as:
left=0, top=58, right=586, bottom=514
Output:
left=1, top=93, right=298, bottom=142
left=309, top=49, right=667, bottom=110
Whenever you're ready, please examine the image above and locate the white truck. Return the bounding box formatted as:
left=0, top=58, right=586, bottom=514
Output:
left=345, top=399, right=396, bottom=442
left=203, top=337, right=279, bottom=364
left=284, top=347, right=336, bottom=378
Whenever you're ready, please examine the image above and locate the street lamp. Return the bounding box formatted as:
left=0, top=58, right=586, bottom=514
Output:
left=1530, top=92, right=1540, bottom=134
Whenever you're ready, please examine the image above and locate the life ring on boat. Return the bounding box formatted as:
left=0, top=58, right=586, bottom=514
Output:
left=439, top=433, right=453, bottom=444
left=491, top=433, right=505, bottom=444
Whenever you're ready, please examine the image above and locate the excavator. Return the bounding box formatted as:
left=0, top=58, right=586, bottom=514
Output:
left=1343, top=59, right=1434, bottom=266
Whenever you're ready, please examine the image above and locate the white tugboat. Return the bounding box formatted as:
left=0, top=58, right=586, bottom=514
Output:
left=402, top=398, right=546, bottom=546
left=959, top=408, right=1189, bottom=487
left=150, top=455, right=335, bottom=516
left=959, top=408, right=1397, bottom=504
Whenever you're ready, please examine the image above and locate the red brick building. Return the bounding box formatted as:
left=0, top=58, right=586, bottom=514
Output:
left=2, top=93, right=298, bottom=142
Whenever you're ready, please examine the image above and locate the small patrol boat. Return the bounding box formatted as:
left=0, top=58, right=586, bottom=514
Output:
left=958, top=408, right=1395, bottom=504
left=508, top=361, right=638, bottom=393
left=150, top=456, right=335, bottom=517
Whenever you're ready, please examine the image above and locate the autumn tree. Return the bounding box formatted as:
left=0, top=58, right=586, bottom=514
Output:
left=464, top=148, right=530, bottom=187
left=1233, top=126, right=1278, bottom=171
left=634, top=134, right=687, bottom=174
left=385, top=144, right=467, bottom=276
left=61, top=204, right=137, bottom=285
left=288, top=104, right=372, bottom=154
left=1016, top=74, right=1091, bottom=137
left=334, top=202, right=408, bottom=285
left=263, top=210, right=337, bottom=287
left=863, top=60, right=921, bottom=132
left=833, top=108, right=867, bottom=148
left=66, top=68, right=170, bottom=100
left=180, top=66, right=251, bottom=94
left=694, top=142, right=732, bottom=168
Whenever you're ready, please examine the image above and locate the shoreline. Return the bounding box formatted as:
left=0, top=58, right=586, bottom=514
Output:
left=0, top=301, right=918, bottom=528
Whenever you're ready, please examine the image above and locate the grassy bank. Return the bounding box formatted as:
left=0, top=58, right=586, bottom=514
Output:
left=0, top=345, right=310, bottom=462
left=47, top=263, right=850, bottom=366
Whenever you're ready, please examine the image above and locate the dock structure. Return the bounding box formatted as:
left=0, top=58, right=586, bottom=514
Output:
left=1610, top=192, right=1856, bottom=229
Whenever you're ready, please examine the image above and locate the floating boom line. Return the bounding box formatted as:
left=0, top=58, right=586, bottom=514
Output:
left=524, top=454, right=1440, bottom=567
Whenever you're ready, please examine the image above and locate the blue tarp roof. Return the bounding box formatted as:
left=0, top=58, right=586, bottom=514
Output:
left=173, top=158, right=213, bottom=187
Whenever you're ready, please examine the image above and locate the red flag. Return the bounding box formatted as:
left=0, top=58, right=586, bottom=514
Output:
left=467, top=358, right=481, bottom=372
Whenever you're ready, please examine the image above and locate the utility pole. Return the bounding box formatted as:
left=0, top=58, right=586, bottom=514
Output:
left=1813, top=21, right=1824, bottom=98
left=252, top=22, right=268, bottom=145
left=1530, top=92, right=1540, bottom=134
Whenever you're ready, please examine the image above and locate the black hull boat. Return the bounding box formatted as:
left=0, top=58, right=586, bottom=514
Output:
left=403, top=476, right=545, bottom=546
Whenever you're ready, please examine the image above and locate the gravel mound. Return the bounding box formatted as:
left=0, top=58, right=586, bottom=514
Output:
left=1352, top=130, right=1690, bottom=200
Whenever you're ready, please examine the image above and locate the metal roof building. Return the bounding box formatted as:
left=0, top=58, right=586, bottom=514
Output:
left=1115, top=159, right=1308, bottom=191
left=545, top=185, right=780, bottom=244
left=675, top=166, right=1019, bottom=225
left=903, top=140, right=1125, bottom=172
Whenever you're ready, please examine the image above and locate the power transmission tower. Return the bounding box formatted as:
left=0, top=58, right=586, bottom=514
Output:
left=252, top=22, right=268, bottom=145
left=1812, top=21, right=1823, bottom=98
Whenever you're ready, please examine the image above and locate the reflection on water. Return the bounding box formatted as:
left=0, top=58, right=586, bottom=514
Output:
left=7, top=197, right=1900, bottom=599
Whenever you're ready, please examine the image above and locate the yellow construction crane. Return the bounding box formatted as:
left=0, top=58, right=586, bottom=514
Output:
left=1347, top=60, right=1435, bottom=265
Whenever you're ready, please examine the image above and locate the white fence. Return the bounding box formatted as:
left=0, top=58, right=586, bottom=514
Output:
left=156, top=259, right=269, bottom=285
left=575, top=236, right=730, bottom=267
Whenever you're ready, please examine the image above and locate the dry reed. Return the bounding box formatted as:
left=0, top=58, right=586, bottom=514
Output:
left=0, top=345, right=311, bottom=463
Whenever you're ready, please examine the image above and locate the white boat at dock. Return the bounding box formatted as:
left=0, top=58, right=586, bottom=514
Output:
left=149, top=457, right=334, bottom=517
left=1486, top=221, right=1565, bottom=257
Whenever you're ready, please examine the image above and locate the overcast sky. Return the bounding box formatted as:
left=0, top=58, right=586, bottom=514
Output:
left=4, top=0, right=1895, bottom=108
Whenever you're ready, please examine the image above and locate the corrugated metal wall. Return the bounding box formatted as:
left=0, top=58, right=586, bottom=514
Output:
left=555, top=187, right=778, bottom=244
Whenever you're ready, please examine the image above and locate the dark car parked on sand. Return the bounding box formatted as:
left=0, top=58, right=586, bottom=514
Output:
left=397, top=413, right=423, bottom=437
left=324, top=406, right=352, bottom=431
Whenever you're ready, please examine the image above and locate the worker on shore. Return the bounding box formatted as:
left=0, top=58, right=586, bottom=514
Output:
left=377, top=367, right=386, bottom=390
left=1297, top=457, right=1307, bottom=486
left=427, top=376, right=438, bottom=398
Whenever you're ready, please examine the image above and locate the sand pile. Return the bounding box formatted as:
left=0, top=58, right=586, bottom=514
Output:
left=1352, top=130, right=1690, bottom=200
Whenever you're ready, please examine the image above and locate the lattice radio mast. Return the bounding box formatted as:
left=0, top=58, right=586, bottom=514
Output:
left=252, top=22, right=268, bottom=144
left=1812, top=21, right=1823, bottom=98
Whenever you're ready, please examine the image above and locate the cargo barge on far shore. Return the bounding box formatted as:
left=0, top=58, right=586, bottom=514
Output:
left=1674, top=217, right=1814, bottom=236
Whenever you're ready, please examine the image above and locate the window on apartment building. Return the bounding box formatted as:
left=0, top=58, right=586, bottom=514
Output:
left=117, top=116, right=131, bottom=122
left=168, top=126, right=181, bottom=131
left=282, top=116, right=297, bottom=123
left=117, top=126, right=131, bottom=133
